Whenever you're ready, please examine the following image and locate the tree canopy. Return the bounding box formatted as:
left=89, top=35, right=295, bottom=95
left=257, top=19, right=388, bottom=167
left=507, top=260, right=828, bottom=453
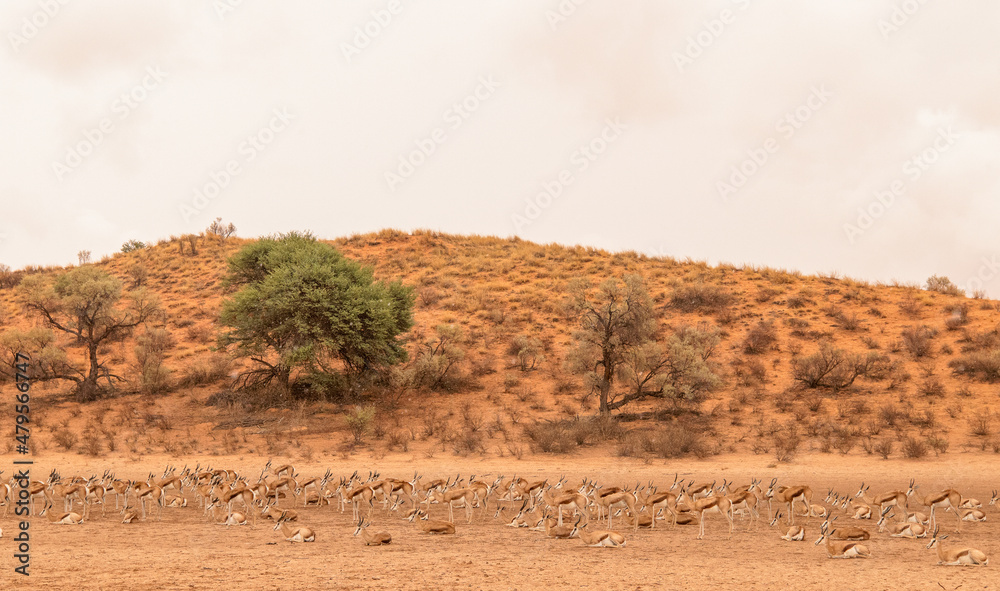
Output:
left=218, top=232, right=414, bottom=395
left=565, top=274, right=720, bottom=415
left=15, top=265, right=160, bottom=401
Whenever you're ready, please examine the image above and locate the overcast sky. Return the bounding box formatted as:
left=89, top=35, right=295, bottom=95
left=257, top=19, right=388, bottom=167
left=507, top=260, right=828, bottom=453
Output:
left=2, top=1, right=999, bottom=295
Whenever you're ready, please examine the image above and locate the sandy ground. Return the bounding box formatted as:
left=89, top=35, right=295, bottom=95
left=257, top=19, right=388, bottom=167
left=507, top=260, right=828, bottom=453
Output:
left=2, top=451, right=997, bottom=590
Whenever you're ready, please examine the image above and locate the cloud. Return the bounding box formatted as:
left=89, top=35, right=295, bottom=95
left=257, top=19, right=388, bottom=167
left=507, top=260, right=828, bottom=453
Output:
left=15, top=1, right=193, bottom=79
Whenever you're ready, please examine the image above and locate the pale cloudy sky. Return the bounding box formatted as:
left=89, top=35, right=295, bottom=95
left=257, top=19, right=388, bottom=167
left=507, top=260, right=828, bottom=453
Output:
left=2, top=1, right=999, bottom=294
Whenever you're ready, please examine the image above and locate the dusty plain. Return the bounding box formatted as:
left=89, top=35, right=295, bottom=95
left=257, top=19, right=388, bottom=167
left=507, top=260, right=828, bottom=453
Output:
left=2, top=452, right=997, bottom=591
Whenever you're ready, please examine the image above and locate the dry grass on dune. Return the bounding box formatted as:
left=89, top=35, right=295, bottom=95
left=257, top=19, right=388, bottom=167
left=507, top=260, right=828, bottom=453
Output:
left=1, top=229, right=999, bottom=466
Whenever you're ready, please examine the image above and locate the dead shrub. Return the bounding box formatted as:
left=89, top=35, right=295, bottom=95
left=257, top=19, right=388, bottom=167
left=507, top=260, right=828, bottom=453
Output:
left=917, top=376, right=945, bottom=397
left=901, top=325, right=937, bottom=358
left=773, top=424, right=800, bottom=462
left=732, top=357, right=768, bottom=387
left=969, top=415, right=993, bottom=438
left=452, top=428, right=485, bottom=455
left=874, top=438, right=893, bottom=459
left=926, top=436, right=949, bottom=455
left=835, top=310, right=863, bottom=331
left=743, top=320, right=777, bottom=355
left=949, top=350, right=1000, bottom=382
left=523, top=421, right=577, bottom=454
left=901, top=436, right=928, bottom=459
left=669, top=283, right=734, bottom=313
left=53, top=429, right=78, bottom=451
left=80, top=431, right=103, bottom=456
left=651, top=422, right=705, bottom=458
left=944, top=304, right=969, bottom=330
left=177, top=353, right=230, bottom=388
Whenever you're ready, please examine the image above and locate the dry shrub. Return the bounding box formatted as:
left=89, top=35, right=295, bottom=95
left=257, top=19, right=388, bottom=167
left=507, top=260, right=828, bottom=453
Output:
left=786, top=292, right=812, bottom=309
left=743, top=320, right=777, bottom=355
left=901, top=325, right=937, bottom=358
left=874, top=438, right=893, bottom=459
left=755, top=286, right=781, bottom=303
left=918, top=376, right=945, bottom=397
left=53, top=429, right=78, bottom=451
left=926, top=436, right=949, bottom=455
left=80, top=427, right=103, bottom=457
left=878, top=403, right=905, bottom=427
left=524, top=416, right=625, bottom=454
left=834, top=431, right=856, bottom=454
left=949, top=350, right=1000, bottom=382
left=732, top=357, right=768, bottom=387
left=178, top=353, right=230, bottom=388
left=901, top=436, right=928, bottom=459
left=507, top=334, right=543, bottom=371
left=835, top=310, right=863, bottom=331
left=523, top=421, right=577, bottom=454
left=958, top=327, right=1000, bottom=353
left=899, top=294, right=922, bottom=319
left=127, top=263, right=148, bottom=288
left=615, top=432, right=646, bottom=458
left=0, top=264, right=24, bottom=289
left=452, top=428, right=485, bottom=455
left=387, top=430, right=409, bottom=452
left=669, top=283, right=734, bottom=313
left=773, top=424, right=800, bottom=462
left=944, top=304, right=969, bottom=330
left=792, top=345, right=887, bottom=390
left=651, top=422, right=705, bottom=458
left=969, top=415, right=993, bottom=438
left=925, top=275, right=963, bottom=296
left=417, top=287, right=442, bottom=307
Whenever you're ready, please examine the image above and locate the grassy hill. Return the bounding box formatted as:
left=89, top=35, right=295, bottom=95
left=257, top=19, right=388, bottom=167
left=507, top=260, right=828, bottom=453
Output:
left=2, top=228, right=998, bottom=463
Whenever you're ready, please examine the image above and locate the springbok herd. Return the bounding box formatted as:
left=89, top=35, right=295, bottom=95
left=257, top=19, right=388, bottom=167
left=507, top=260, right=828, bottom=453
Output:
left=0, top=463, right=993, bottom=566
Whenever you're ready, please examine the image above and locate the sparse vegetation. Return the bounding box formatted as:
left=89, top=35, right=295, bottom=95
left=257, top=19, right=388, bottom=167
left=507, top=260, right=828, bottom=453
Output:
left=791, top=344, right=888, bottom=391
left=121, top=239, right=147, bottom=253
left=743, top=320, right=777, bottom=355
left=507, top=334, right=543, bottom=371
left=949, top=350, right=1000, bottom=382
left=2, top=230, right=999, bottom=466
left=669, top=282, right=734, bottom=313
left=345, top=405, right=376, bottom=443
left=17, top=265, right=160, bottom=401
left=925, top=275, right=964, bottom=297
left=901, top=325, right=937, bottom=358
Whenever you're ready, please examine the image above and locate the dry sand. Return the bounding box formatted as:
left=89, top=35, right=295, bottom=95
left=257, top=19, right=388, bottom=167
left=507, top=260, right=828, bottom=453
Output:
left=2, top=451, right=997, bottom=590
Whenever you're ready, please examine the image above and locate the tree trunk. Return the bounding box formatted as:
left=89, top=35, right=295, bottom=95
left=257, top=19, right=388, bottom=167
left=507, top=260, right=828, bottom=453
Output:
left=76, top=344, right=102, bottom=402
left=598, top=351, right=614, bottom=416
